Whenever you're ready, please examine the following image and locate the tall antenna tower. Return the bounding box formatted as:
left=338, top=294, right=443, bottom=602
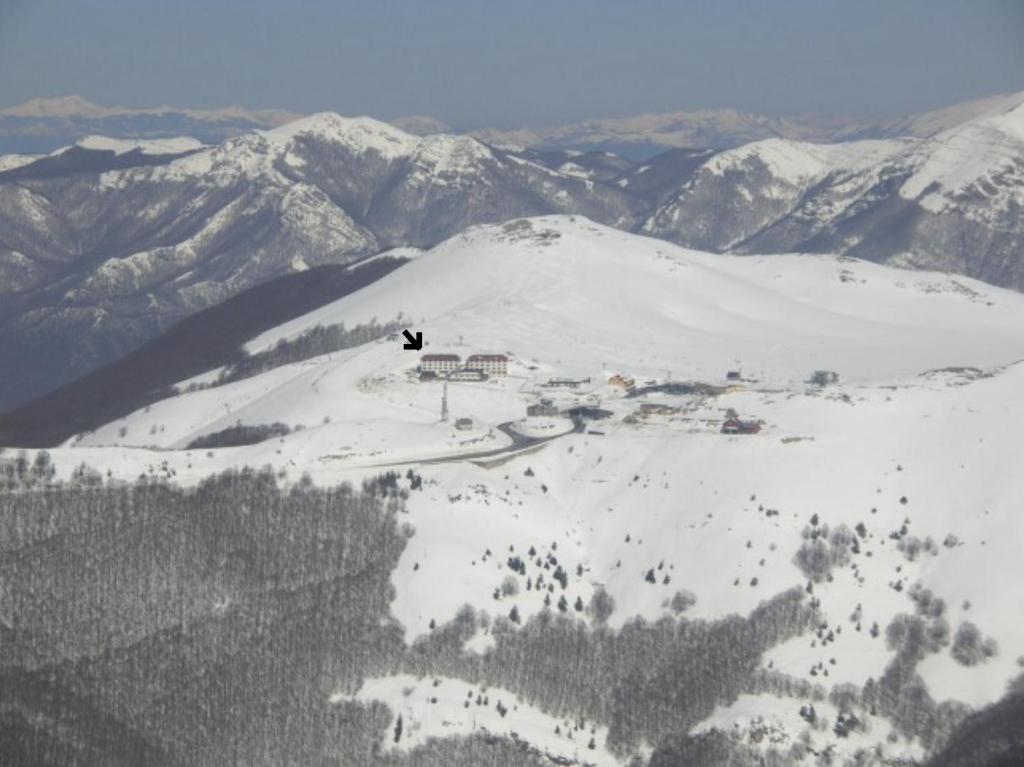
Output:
left=441, top=381, right=449, bottom=423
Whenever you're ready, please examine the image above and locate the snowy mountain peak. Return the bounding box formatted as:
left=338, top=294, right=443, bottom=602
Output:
left=268, top=112, right=419, bottom=159
left=409, top=133, right=495, bottom=172
left=0, top=94, right=110, bottom=118
left=0, top=93, right=301, bottom=125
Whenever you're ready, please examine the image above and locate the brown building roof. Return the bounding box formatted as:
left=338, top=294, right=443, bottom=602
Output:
left=421, top=354, right=461, bottom=362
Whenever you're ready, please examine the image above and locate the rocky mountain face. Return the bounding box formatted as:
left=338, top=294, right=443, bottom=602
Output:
left=641, top=99, right=1024, bottom=290
left=2, top=94, right=1024, bottom=412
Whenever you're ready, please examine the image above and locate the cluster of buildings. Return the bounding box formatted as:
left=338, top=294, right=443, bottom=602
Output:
left=416, top=354, right=775, bottom=436
left=420, top=353, right=508, bottom=381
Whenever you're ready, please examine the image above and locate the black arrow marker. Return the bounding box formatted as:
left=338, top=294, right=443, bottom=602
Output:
left=402, top=329, right=423, bottom=350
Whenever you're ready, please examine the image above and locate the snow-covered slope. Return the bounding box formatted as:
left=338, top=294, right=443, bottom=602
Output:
left=897, top=99, right=1024, bottom=216
left=0, top=152, right=42, bottom=172
left=72, top=135, right=205, bottom=156
left=237, top=216, right=1022, bottom=384
left=30, top=217, right=1024, bottom=765
left=870, top=90, right=1024, bottom=141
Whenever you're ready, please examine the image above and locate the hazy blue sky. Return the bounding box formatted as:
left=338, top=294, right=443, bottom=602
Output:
left=1, top=0, right=1022, bottom=127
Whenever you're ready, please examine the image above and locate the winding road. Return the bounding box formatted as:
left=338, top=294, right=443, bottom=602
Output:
left=368, top=417, right=585, bottom=469
left=420, top=417, right=585, bottom=465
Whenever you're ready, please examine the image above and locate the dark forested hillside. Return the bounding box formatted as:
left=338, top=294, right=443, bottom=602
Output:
left=0, top=460, right=837, bottom=766
left=924, top=689, right=1024, bottom=767
left=0, top=255, right=407, bottom=447
left=0, top=466, right=413, bottom=765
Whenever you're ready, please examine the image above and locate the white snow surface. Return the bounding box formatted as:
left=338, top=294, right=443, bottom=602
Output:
left=268, top=112, right=420, bottom=159
left=703, top=137, right=910, bottom=186
left=881, top=90, right=1024, bottom=141
left=0, top=153, right=41, bottom=172
left=24, top=216, right=1024, bottom=763
left=73, top=135, right=204, bottom=155
left=898, top=100, right=1024, bottom=213
left=244, top=216, right=1023, bottom=382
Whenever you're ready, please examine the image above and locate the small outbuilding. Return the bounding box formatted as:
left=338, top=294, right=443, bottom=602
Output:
left=527, top=399, right=560, bottom=417
left=721, top=418, right=761, bottom=435
left=808, top=370, right=840, bottom=386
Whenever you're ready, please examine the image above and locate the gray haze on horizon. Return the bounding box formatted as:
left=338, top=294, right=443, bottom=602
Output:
left=1, top=0, right=1022, bottom=129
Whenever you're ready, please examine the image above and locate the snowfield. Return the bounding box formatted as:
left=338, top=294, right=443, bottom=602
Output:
left=14, top=216, right=1024, bottom=764
left=0, top=152, right=42, bottom=172
left=73, top=134, right=204, bottom=155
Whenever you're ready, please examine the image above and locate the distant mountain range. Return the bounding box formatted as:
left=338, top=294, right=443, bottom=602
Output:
left=469, top=91, right=1024, bottom=156
left=0, top=95, right=300, bottom=154
left=1, top=90, right=1023, bottom=412
left=4, top=91, right=1023, bottom=156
